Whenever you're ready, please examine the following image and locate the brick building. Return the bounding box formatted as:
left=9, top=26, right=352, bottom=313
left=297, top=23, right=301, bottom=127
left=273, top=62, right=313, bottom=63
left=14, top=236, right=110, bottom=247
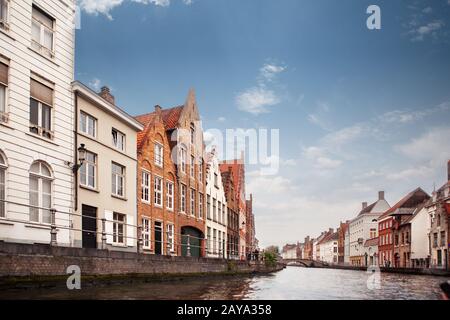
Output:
left=337, top=221, right=349, bottom=264
left=135, top=106, right=178, bottom=256
left=135, top=90, right=206, bottom=257
left=378, top=188, right=430, bottom=267
left=245, top=194, right=257, bottom=258
left=221, top=166, right=239, bottom=259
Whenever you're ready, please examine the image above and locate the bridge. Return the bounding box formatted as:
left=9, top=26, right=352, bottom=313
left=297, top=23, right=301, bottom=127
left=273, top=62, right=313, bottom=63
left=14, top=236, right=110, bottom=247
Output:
left=282, top=259, right=329, bottom=268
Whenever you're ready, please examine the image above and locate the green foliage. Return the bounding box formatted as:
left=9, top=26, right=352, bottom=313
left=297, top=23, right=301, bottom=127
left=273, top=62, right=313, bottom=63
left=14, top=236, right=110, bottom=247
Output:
left=263, top=251, right=277, bottom=268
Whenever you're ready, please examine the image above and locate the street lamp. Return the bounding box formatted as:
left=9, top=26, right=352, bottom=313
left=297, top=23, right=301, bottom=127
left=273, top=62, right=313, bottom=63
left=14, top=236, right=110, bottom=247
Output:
left=71, top=143, right=87, bottom=173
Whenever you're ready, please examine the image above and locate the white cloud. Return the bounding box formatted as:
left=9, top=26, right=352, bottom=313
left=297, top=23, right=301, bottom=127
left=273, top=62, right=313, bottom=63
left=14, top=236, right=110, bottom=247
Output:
left=88, top=78, right=102, bottom=91
left=386, top=166, right=433, bottom=181
left=422, top=7, right=432, bottom=14
left=396, top=127, right=450, bottom=165
left=79, top=0, right=189, bottom=19
left=236, top=62, right=286, bottom=115
left=302, top=146, right=342, bottom=170
left=322, top=125, right=364, bottom=146
left=411, top=20, right=445, bottom=41
left=236, top=87, right=280, bottom=115
left=314, top=157, right=342, bottom=170
left=259, top=63, right=286, bottom=82
left=217, top=116, right=226, bottom=122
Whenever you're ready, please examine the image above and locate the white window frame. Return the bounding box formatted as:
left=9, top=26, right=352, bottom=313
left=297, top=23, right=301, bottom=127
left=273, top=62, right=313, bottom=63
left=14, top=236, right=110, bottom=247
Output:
left=112, top=212, right=126, bottom=245
left=79, top=151, right=96, bottom=189
left=31, top=5, right=55, bottom=57
left=154, top=142, right=163, bottom=167
left=167, top=223, right=175, bottom=253
left=79, top=111, right=97, bottom=138
left=198, top=192, right=203, bottom=219
left=154, top=176, right=163, bottom=207
left=112, top=128, right=126, bottom=152
left=29, top=97, right=53, bottom=139
left=218, top=201, right=222, bottom=224
left=190, top=155, right=195, bottom=178
left=180, top=146, right=187, bottom=173
left=29, top=162, right=53, bottom=224
left=166, top=180, right=174, bottom=211
left=0, top=0, right=10, bottom=29
left=198, top=158, right=203, bottom=182
left=180, top=184, right=186, bottom=213
left=141, top=170, right=150, bottom=203
left=0, top=58, right=9, bottom=121
left=111, top=162, right=125, bottom=198
left=190, top=188, right=195, bottom=217
left=142, top=217, right=151, bottom=250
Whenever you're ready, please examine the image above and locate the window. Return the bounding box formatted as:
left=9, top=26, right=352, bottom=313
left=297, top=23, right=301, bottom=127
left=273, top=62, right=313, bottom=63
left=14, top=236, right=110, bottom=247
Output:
left=166, top=181, right=174, bottom=210
left=433, top=233, right=438, bottom=248
left=0, top=152, right=6, bottom=218
left=80, top=151, right=96, bottom=189
left=29, top=161, right=52, bottom=223
left=180, top=146, right=187, bottom=173
left=190, top=124, right=195, bottom=145
left=154, top=142, right=163, bottom=167
left=30, top=78, right=53, bottom=139
left=142, top=217, right=150, bottom=249
left=154, top=176, right=162, bottom=207
left=198, top=158, right=203, bottom=182
left=167, top=223, right=174, bottom=252
left=190, top=155, right=195, bottom=178
left=141, top=170, right=150, bottom=203
left=198, top=193, right=203, bottom=219
left=79, top=112, right=96, bottom=137
left=0, top=61, right=8, bottom=122
left=218, top=201, right=222, bottom=224
left=190, top=188, right=195, bottom=216
left=214, top=173, right=218, bottom=188
left=0, top=0, right=10, bottom=29
left=31, top=6, right=54, bottom=57
left=213, top=198, right=217, bottom=222
left=213, top=229, right=217, bottom=254
left=113, top=212, right=126, bottom=244
left=370, top=228, right=376, bottom=239
left=111, top=162, right=125, bottom=197
left=112, top=128, right=125, bottom=151
left=406, top=232, right=410, bottom=244
left=207, top=227, right=211, bottom=253
left=207, top=195, right=211, bottom=219
left=437, top=214, right=441, bottom=227
left=180, top=184, right=186, bottom=213
left=222, top=204, right=226, bottom=224
left=441, top=231, right=446, bottom=247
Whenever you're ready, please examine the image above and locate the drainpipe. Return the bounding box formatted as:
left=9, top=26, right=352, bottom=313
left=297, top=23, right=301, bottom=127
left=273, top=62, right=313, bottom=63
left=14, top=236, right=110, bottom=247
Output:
left=74, top=90, right=79, bottom=212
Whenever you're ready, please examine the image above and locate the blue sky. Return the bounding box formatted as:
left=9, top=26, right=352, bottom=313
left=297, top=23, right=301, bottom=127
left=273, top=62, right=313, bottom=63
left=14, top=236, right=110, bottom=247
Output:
left=76, top=0, right=450, bottom=248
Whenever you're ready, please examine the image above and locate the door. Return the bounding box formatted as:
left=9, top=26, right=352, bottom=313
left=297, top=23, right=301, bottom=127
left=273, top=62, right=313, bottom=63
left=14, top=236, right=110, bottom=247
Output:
left=155, top=221, right=162, bottom=255
left=181, top=226, right=202, bottom=257
left=82, top=205, right=97, bottom=249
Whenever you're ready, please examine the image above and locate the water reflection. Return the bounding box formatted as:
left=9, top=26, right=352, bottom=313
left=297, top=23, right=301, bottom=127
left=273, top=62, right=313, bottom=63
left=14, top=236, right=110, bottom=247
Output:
left=0, top=267, right=447, bottom=300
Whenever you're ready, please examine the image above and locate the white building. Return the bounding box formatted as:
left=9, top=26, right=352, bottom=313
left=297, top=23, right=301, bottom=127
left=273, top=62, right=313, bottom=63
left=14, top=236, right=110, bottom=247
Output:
left=0, top=0, right=75, bottom=246
left=205, top=149, right=228, bottom=258
left=410, top=205, right=431, bottom=268
left=363, top=238, right=379, bottom=267
left=349, top=191, right=390, bottom=266
left=344, top=227, right=350, bottom=264
left=281, top=244, right=297, bottom=260
left=319, top=232, right=338, bottom=263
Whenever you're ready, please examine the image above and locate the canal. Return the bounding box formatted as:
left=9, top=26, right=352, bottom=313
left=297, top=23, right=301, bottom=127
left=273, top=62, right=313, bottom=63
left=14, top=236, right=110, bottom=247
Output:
left=0, top=266, right=447, bottom=300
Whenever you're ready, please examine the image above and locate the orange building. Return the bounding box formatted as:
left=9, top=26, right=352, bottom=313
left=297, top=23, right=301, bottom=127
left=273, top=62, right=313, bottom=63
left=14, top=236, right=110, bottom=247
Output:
left=135, top=90, right=206, bottom=257
left=135, top=106, right=178, bottom=255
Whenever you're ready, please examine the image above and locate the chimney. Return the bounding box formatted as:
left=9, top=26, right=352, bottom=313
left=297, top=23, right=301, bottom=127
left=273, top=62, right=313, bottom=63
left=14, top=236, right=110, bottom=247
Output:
left=447, top=160, right=450, bottom=181
left=99, top=86, right=115, bottom=105
left=155, top=105, right=162, bottom=114
left=362, top=202, right=368, bottom=209
left=329, top=228, right=334, bottom=234
left=378, top=191, right=385, bottom=200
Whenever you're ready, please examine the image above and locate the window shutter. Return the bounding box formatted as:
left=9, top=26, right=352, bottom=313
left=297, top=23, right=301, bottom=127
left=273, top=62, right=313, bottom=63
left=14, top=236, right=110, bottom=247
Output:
left=30, top=78, right=53, bottom=106
left=126, top=214, right=135, bottom=247
left=104, top=210, right=113, bottom=244
left=0, top=62, right=7, bottom=86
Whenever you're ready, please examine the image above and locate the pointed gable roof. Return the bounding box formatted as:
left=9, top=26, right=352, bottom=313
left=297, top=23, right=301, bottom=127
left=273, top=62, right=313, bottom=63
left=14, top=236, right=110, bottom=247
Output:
left=378, top=187, right=430, bottom=220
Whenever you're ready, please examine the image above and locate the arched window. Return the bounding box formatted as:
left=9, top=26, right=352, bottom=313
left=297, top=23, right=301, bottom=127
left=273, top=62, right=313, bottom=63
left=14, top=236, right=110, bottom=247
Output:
left=29, top=161, right=53, bottom=224
left=0, top=151, right=7, bottom=218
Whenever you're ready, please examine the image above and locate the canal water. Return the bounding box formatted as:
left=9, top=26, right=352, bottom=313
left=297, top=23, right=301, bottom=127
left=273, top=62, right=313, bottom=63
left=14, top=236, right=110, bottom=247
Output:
left=1, top=267, right=447, bottom=300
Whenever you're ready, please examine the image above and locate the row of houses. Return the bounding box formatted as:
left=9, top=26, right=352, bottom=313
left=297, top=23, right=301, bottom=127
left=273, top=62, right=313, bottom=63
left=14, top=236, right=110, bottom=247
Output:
left=283, top=161, right=450, bottom=270
left=0, top=0, right=258, bottom=259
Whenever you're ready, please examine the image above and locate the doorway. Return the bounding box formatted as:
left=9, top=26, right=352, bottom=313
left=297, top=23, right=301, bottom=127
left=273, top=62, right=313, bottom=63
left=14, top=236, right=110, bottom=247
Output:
left=155, top=221, right=163, bottom=255
left=82, top=205, right=97, bottom=249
